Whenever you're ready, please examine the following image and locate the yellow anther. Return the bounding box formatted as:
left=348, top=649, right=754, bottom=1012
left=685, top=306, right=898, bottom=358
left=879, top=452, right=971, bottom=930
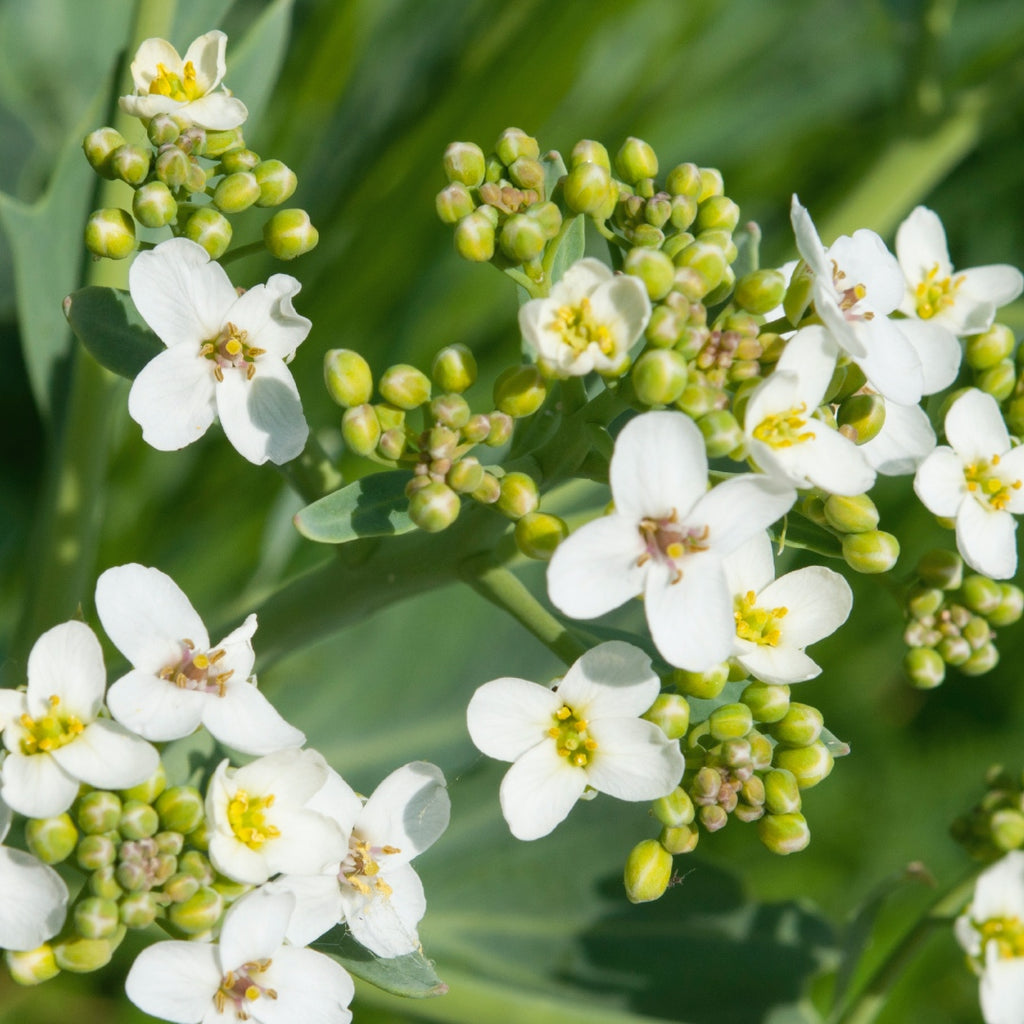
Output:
left=556, top=706, right=572, bottom=720
left=193, top=653, right=211, bottom=670
left=753, top=403, right=814, bottom=449
left=549, top=703, right=597, bottom=767
left=48, top=695, right=60, bottom=707
left=734, top=590, right=789, bottom=647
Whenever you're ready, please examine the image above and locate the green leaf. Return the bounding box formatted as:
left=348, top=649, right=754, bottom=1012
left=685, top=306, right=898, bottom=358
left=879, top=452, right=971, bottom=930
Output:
left=547, top=212, right=585, bottom=286
left=224, top=0, right=297, bottom=128
left=63, top=286, right=163, bottom=379
left=293, top=470, right=415, bottom=543
left=313, top=927, right=447, bottom=998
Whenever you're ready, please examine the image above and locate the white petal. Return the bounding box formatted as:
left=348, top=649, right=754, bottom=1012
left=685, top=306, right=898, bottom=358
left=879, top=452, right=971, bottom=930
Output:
left=968, top=852, right=1024, bottom=922
left=723, top=531, right=775, bottom=596
left=999, top=447, right=1024, bottom=515
left=208, top=833, right=269, bottom=886
left=51, top=719, right=159, bottom=790
left=268, top=874, right=344, bottom=948
left=256, top=946, right=353, bottom=1024
left=856, top=319, right=924, bottom=405
left=959, top=264, right=1024, bottom=312
left=106, top=670, right=206, bottom=741
left=758, top=566, right=853, bottom=648
left=981, top=955, right=1024, bottom=1024
left=129, top=38, right=184, bottom=90
left=585, top=718, right=683, bottom=800
left=896, top=206, right=952, bottom=281
left=264, top=808, right=347, bottom=877
left=226, top=276, right=311, bottom=361
left=786, top=421, right=876, bottom=496
left=1, top=751, right=80, bottom=818
left=219, top=889, right=291, bottom=969
left=128, top=344, right=216, bottom=451
left=181, top=30, right=227, bottom=93
left=737, top=645, right=821, bottom=686
left=26, top=620, right=106, bottom=719
left=0, top=799, right=10, bottom=843
left=775, top=324, right=839, bottom=379
left=201, top=679, right=305, bottom=756
left=178, top=92, right=249, bottom=131
left=555, top=642, right=660, bottom=720
left=790, top=197, right=831, bottom=281
left=689, top=475, right=795, bottom=556
left=466, top=678, right=561, bottom=762
left=498, top=743, right=588, bottom=841
left=307, top=768, right=362, bottom=835
left=235, top=748, right=328, bottom=806
left=862, top=401, right=936, bottom=476
left=957, top=499, right=1017, bottom=579
left=896, top=319, right=961, bottom=395
left=945, top=388, right=1010, bottom=460
left=125, top=941, right=220, bottom=1024
left=831, top=230, right=905, bottom=314
left=0, top=847, right=68, bottom=950
left=339, top=862, right=426, bottom=958
left=914, top=447, right=966, bottom=516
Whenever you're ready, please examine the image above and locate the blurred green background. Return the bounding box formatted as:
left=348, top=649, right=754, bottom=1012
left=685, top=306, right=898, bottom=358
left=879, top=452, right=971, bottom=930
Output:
left=2, top=0, right=1024, bottom=1021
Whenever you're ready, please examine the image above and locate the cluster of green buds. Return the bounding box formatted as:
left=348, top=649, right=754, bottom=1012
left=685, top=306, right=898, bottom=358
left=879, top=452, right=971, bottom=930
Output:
left=951, top=764, right=1024, bottom=862
left=82, top=115, right=316, bottom=262
left=963, top=323, right=1018, bottom=409
left=902, top=549, right=1023, bottom=687
left=799, top=491, right=901, bottom=575
left=7, top=765, right=247, bottom=986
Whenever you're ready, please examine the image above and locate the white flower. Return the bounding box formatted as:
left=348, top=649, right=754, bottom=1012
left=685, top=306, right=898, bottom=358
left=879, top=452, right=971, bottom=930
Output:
left=125, top=888, right=354, bottom=1024
left=723, top=533, right=852, bottom=685
left=860, top=399, right=936, bottom=477
left=466, top=641, right=685, bottom=841
left=0, top=622, right=159, bottom=818
left=914, top=388, right=1024, bottom=579
left=897, top=205, right=1023, bottom=336
left=128, top=237, right=311, bottom=465
left=119, top=31, right=248, bottom=130
left=744, top=325, right=875, bottom=495
left=206, top=748, right=347, bottom=885
left=547, top=411, right=796, bottom=671
left=95, top=564, right=303, bottom=757
left=790, top=195, right=924, bottom=404
left=518, top=258, right=651, bottom=377
left=271, top=762, right=450, bottom=958
left=0, top=798, right=68, bottom=951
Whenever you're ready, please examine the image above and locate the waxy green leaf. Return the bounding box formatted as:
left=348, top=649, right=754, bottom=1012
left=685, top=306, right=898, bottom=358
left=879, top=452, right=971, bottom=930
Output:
left=313, top=927, right=446, bottom=998
left=64, top=285, right=162, bottom=379
left=294, top=470, right=415, bottom=543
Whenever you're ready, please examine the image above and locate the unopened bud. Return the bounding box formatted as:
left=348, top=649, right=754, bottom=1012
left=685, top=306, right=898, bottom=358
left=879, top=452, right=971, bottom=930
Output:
left=824, top=493, right=879, bottom=534
left=408, top=481, right=460, bottom=532
left=758, top=811, right=810, bottom=854
left=623, top=248, right=675, bottom=302
left=154, top=145, right=189, bottom=187
left=623, top=838, right=672, bottom=903
left=156, top=831, right=184, bottom=856
left=495, top=127, right=539, bottom=166
left=631, top=349, right=689, bottom=408
left=917, top=548, right=963, bottom=590
left=5, top=944, right=60, bottom=985
left=991, top=808, right=1024, bottom=852
left=960, top=642, right=999, bottom=676
left=733, top=269, right=786, bottom=315
left=443, top=141, right=486, bottom=186
left=673, top=662, right=729, bottom=700
left=660, top=824, right=699, bottom=855
left=499, top=214, right=546, bottom=262
left=54, top=935, right=114, bottom=973
left=25, top=814, right=77, bottom=865
left=615, top=137, right=658, bottom=185
left=842, top=530, right=899, bottom=574
left=964, top=615, right=993, bottom=650
left=182, top=207, right=232, bottom=260
left=694, top=195, right=740, bottom=234
left=263, top=208, right=318, bottom=260
left=770, top=703, right=823, bottom=747
left=89, top=865, right=123, bottom=901
left=84, top=208, right=136, bottom=260
left=696, top=167, right=724, bottom=201
left=121, top=764, right=167, bottom=804
left=454, top=209, right=496, bottom=262
left=563, top=161, right=614, bottom=217
left=436, top=182, right=476, bottom=224
left=652, top=787, right=695, bottom=828
left=179, top=850, right=214, bottom=884
left=146, top=113, right=180, bottom=146
left=763, top=768, right=802, bottom=815
left=471, top=470, right=502, bottom=505
left=741, top=681, right=790, bottom=723
left=966, top=324, right=1015, bottom=371
left=324, top=349, right=373, bottom=408
left=937, top=634, right=971, bottom=666
left=837, top=394, right=886, bottom=445
left=526, top=201, right=562, bottom=239
left=514, top=511, right=568, bottom=560
left=907, top=585, right=944, bottom=620
left=432, top=393, right=471, bottom=430
left=153, top=785, right=203, bottom=835
left=76, top=833, right=117, bottom=871
left=341, top=404, right=381, bottom=456
left=168, top=886, right=224, bottom=934
left=990, top=584, right=1024, bottom=627
left=508, top=156, right=545, bottom=192
left=496, top=472, right=539, bottom=519
left=485, top=411, right=514, bottom=446
left=379, top=364, right=431, bottom=410
left=82, top=127, right=126, bottom=177
left=204, top=127, right=244, bottom=158
left=494, top=365, right=547, bottom=417
left=447, top=457, right=484, bottom=494
left=674, top=240, right=727, bottom=295
left=709, top=703, right=753, bottom=741
left=163, top=871, right=201, bottom=903
left=431, top=344, right=477, bottom=393
left=211, top=171, right=259, bottom=213
left=700, top=804, right=729, bottom=832
left=252, top=159, right=297, bottom=207
left=570, top=139, right=610, bottom=169
left=747, top=729, right=774, bottom=771
left=221, top=147, right=260, bottom=173
left=903, top=647, right=946, bottom=689
left=120, top=891, right=159, bottom=929
left=642, top=693, right=690, bottom=740
left=75, top=897, right=120, bottom=940
left=119, top=801, right=159, bottom=840
left=773, top=741, right=833, bottom=788
left=961, top=574, right=1003, bottom=615
left=697, top=410, right=742, bottom=458
left=645, top=305, right=684, bottom=349
left=110, top=144, right=151, bottom=186
left=378, top=426, right=407, bottom=460
left=132, top=181, right=177, bottom=228
left=978, top=359, right=1016, bottom=402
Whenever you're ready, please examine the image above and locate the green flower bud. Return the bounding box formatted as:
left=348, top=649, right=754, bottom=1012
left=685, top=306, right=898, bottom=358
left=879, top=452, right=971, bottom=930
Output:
left=966, top=323, right=1015, bottom=371
left=436, top=182, right=476, bottom=224
left=773, top=741, right=834, bottom=789
left=75, top=897, right=121, bottom=940
left=179, top=850, right=214, bottom=885
left=508, top=156, right=545, bottom=192
left=708, top=702, right=753, bottom=741
left=120, top=891, right=159, bottom=929
left=836, top=394, right=886, bottom=445
left=961, top=573, right=1003, bottom=615
left=642, top=693, right=690, bottom=740
left=461, top=413, right=490, bottom=444
left=485, top=411, right=514, bottom=446
left=694, top=195, right=740, bottom=234
left=431, top=344, right=477, bottom=393
left=697, top=410, right=743, bottom=459
left=990, top=584, right=1024, bottom=627
left=379, top=363, right=431, bottom=410
left=341, top=404, right=382, bottom=456
left=494, top=365, right=547, bottom=418
left=977, top=359, right=1016, bottom=402
left=115, top=860, right=149, bottom=893
left=156, top=831, right=184, bottom=857
left=659, top=824, right=699, bottom=855
left=674, top=240, right=727, bottom=295
left=757, top=811, right=810, bottom=855
left=82, top=127, right=126, bottom=177
left=132, top=181, right=177, bottom=229
left=652, top=787, right=695, bottom=828
left=629, top=223, right=664, bottom=249
left=153, top=785, right=203, bottom=835
left=770, top=703, right=823, bottom=747
left=154, top=145, right=189, bottom=187
left=89, top=865, right=123, bottom=901
left=119, top=801, right=160, bottom=840
left=496, top=472, right=540, bottom=519
left=763, top=768, right=802, bottom=815
left=643, top=194, right=672, bottom=230
left=220, top=147, right=260, bottom=173
left=673, top=662, right=729, bottom=699
left=253, top=159, right=297, bottom=207
left=718, top=737, right=753, bottom=770
left=697, top=167, right=724, bottom=201
left=747, top=730, right=772, bottom=772
left=378, top=426, right=407, bottom=460
left=447, top=457, right=485, bottom=494
left=5, top=944, right=60, bottom=985
left=432, top=393, right=471, bottom=430
left=54, top=935, right=114, bottom=973
left=526, top=201, right=562, bottom=239
left=731, top=269, right=785, bottom=316
left=163, top=871, right=201, bottom=904
left=645, top=306, right=684, bottom=349
left=471, top=470, right=502, bottom=505
left=146, top=114, right=180, bottom=146
left=1007, top=396, right=1024, bottom=437
left=25, top=814, right=78, bottom=865
left=183, top=157, right=207, bottom=194
left=937, top=634, right=971, bottom=666
left=903, top=647, right=946, bottom=689
left=409, top=481, right=460, bottom=532
left=499, top=213, right=546, bottom=262
left=263, top=208, right=318, bottom=260
left=623, top=838, right=672, bottom=904
left=324, top=348, right=373, bottom=408
left=741, top=681, right=790, bottom=724
left=204, top=127, right=244, bottom=157
left=624, top=247, right=675, bottom=301
left=84, top=208, right=136, bottom=260
left=454, top=209, right=496, bottom=262
left=177, top=125, right=206, bottom=157
left=699, top=803, right=729, bottom=832
left=960, top=642, right=1000, bottom=676
left=182, top=207, right=232, bottom=260
left=563, top=162, right=614, bottom=217
left=631, top=350, right=689, bottom=407
left=907, top=585, right=944, bottom=620
left=615, top=137, right=658, bottom=185
left=121, top=763, right=166, bottom=804
left=842, top=530, right=899, bottom=574
left=443, top=141, right=486, bottom=186
left=109, top=144, right=151, bottom=186
left=964, top=614, right=994, bottom=650
left=991, top=808, right=1024, bottom=852
left=570, top=139, right=610, bottom=170
left=495, top=128, right=539, bottom=166
left=168, top=886, right=224, bottom=935
left=917, top=548, right=963, bottom=590
left=514, top=511, right=569, bottom=560
left=823, top=493, right=879, bottom=534
left=212, top=171, right=260, bottom=213
left=76, top=833, right=117, bottom=871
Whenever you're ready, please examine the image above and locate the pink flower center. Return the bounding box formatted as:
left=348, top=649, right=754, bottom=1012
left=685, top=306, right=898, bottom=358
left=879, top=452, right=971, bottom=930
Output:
left=637, top=512, right=710, bottom=584
left=830, top=261, right=874, bottom=322
left=214, top=959, right=278, bottom=1020
left=340, top=836, right=401, bottom=898
left=159, top=639, right=233, bottom=696
left=200, top=322, right=266, bottom=382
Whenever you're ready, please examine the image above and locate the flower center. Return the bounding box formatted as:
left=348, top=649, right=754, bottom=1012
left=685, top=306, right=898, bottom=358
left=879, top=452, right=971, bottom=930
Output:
left=914, top=263, right=964, bottom=319
left=550, top=297, right=615, bottom=356
left=637, top=511, right=710, bottom=584
left=227, top=790, right=280, bottom=850
left=214, top=959, right=278, bottom=1021
left=148, top=61, right=203, bottom=103
left=547, top=704, right=598, bottom=768
left=159, top=638, right=233, bottom=696
left=965, top=453, right=1022, bottom=512
left=831, top=261, right=874, bottom=321
left=18, top=695, right=85, bottom=755
left=200, top=322, right=266, bottom=382
left=734, top=590, right=788, bottom=646
left=975, top=915, right=1024, bottom=960
left=340, top=836, right=402, bottom=897
left=752, top=403, right=814, bottom=449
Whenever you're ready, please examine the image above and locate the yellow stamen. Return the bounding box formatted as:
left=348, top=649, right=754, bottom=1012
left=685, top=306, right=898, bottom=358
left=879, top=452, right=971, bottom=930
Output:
left=549, top=703, right=597, bottom=767
left=734, top=590, right=789, bottom=647
left=227, top=790, right=280, bottom=850
left=914, top=263, right=965, bottom=319
left=549, top=297, right=616, bottom=357
left=753, top=403, right=814, bottom=449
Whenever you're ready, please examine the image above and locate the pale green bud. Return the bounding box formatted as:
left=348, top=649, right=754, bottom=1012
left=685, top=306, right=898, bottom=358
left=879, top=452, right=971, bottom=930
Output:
left=733, top=269, right=786, bottom=315
left=990, top=584, right=1024, bottom=627
left=436, top=182, right=476, bottom=224
left=485, top=411, right=514, bottom=446
left=75, top=897, right=120, bottom=940
left=964, top=614, right=994, bottom=650
left=907, top=586, right=943, bottom=620
left=514, top=511, right=568, bottom=560
left=978, top=359, right=1016, bottom=402
left=563, top=162, right=614, bottom=217
left=432, top=344, right=477, bottom=393
left=643, top=194, right=672, bottom=230
left=643, top=693, right=690, bottom=740
left=960, top=642, right=1000, bottom=676
left=155, top=786, right=204, bottom=835
left=770, top=703, right=823, bottom=747
left=741, top=681, right=790, bottom=724
left=204, top=127, right=245, bottom=158
left=697, top=410, right=742, bottom=459
left=508, top=156, right=545, bottom=192
left=76, top=833, right=117, bottom=871
left=823, top=493, right=879, bottom=534
left=121, top=763, right=166, bottom=804
left=183, top=157, right=207, bottom=194
left=842, top=530, right=900, bottom=574
left=471, top=471, right=502, bottom=505
left=5, top=944, right=60, bottom=986
left=961, top=574, right=1003, bottom=615
left=253, top=159, right=297, bottom=207
left=84, top=208, right=136, bottom=260
left=673, top=663, right=729, bottom=700
left=341, top=404, right=382, bottom=456
left=699, top=804, right=729, bottom=832
left=966, top=323, right=1015, bottom=370
left=495, top=128, right=539, bottom=165
left=917, top=548, right=963, bottom=590
left=110, top=144, right=151, bottom=186
left=115, top=860, right=148, bottom=892
left=454, top=209, right=496, bottom=261
left=697, top=167, right=724, bottom=201
left=763, top=769, right=802, bottom=815
left=1004, top=395, right=1024, bottom=436
left=628, top=223, right=664, bottom=249
left=324, top=348, right=373, bottom=408
left=570, top=139, right=610, bottom=170
left=179, top=850, right=214, bottom=884
left=120, top=891, right=159, bottom=929
left=669, top=194, right=697, bottom=232
left=89, top=865, right=123, bottom=901
left=665, top=162, right=702, bottom=198
left=119, top=800, right=159, bottom=840
left=177, top=125, right=206, bottom=157
left=937, top=634, right=971, bottom=666
left=709, top=702, right=753, bottom=741
left=443, top=141, right=486, bottom=186
left=378, top=426, right=407, bottom=460
left=447, top=457, right=485, bottom=494
left=623, top=838, right=672, bottom=903
left=183, top=207, right=232, bottom=260
left=432, top=393, right=471, bottom=430
left=409, top=481, right=460, bottom=532
left=526, top=201, right=562, bottom=239
left=645, top=305, right=684, bottom=348
left=837, top=393, right=886, bottom=444
left=991, top=808, right=1024, bottom=852
left=494, top=365, right=547, bottom=418
left=719, top=737, right=753, bottom=769
left=615, top=137, right=658, bottom=185
left=748, top=729, right=773, bottom=771
left=463, top=413, right=491, bottom=443
left=694, top=195, right=740, bottom=234
left=757, top=812, right=810, bottom=854
left=624, top=247, right=675, bottom=301
left=221, top=147, right=260, bottom=173
left=154, top=145, right=189, bottom=187
left=903, top=647, right=945, bottom=689
left=496, top=472, right=539, bottom=519
left=379, top=364, right=431, bottom=410
left=168, top=886, right=224, bottom=934
left=674, top=240, right=727, bottom=295
left=132, top=181, right=177, bottom=228
left=660, top=824, right=699, bottom=855
left=163, top=871, right=201, bottom=903
left=213, top=171, right=260, bottom=213
left=652, top=787, right=695, bottom=828
left=499, top=213, right=546, bottom=262
left=146, top=114, right=180, bottom=146
left=156, top=831, right=184, bottom=856
left=773, top=741, right=833, bottom=788
left=25, top=813, right=77, bottom=864
left=54, top=935, right=114, bottom=973
left=632, top=349, right=689, bottom=407
left=783, top=261, right=814, bottom=325
left=263, top=208, right=318, bottom=260
left=82, top=127, right=126, bottom=177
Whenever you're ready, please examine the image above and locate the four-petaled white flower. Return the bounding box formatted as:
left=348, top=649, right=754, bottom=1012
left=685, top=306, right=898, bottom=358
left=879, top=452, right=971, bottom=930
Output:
left=955, top=852, right=1024, bottom=1024
left=914, top=388, right=1024, bottom=579
left=206, top=748, right=347, bottom=885
left=119, top=31, right=248, bottom=130
left=271, top=762, right=450, bottom=958
left=723, top=533, right=853, bottom=685
left=518, top=258, right=651, bottom=377
left=860, top=398, right=937, bottom=478
left=0, top=797, right=68, bottom=952
left=95, top=563, right=304, bottom=757
left=128, top=237, right=311, bottom=465
left=125, top=887, right=354, bottom=1024
left=744, top=325, right=875, bottom=496
left=466, top=641, right=685, bottom=841
left=790, top=195, right=925, bottom=405
left=897, top=205, right=1024, bottom=337
left=547, top=411, right=796, bottom=671
left=0, top=621, right=159, bottom=818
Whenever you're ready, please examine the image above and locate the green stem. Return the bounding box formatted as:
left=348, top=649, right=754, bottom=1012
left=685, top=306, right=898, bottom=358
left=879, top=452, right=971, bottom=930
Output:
left=502, top=266, right=545, bottom=297
left=219, top=240, right=269, bottom=267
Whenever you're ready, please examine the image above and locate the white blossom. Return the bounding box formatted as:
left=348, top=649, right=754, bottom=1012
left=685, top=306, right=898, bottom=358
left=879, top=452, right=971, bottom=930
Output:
left=466, top=642, right=685, bottom=840
left=860, top=399, right=936, bottom=477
